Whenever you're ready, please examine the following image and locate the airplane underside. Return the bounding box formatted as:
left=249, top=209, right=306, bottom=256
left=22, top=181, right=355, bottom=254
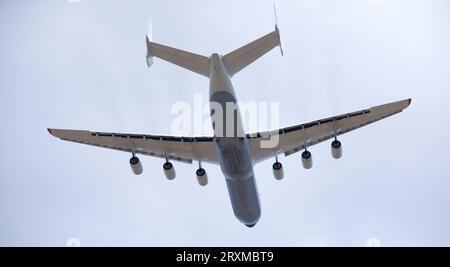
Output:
left=48, top=9, right=411, bottom=228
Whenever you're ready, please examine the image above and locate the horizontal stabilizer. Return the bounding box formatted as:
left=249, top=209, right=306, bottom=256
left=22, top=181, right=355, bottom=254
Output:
left=222, top=28, right=282, bottom=77
left=146, top=36, right=209, bottom=77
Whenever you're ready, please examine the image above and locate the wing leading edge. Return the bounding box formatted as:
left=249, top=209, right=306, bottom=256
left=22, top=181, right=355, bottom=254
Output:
left=47, top=129, right=218, bottom=164
left=248, top=98, right=411, bottom=163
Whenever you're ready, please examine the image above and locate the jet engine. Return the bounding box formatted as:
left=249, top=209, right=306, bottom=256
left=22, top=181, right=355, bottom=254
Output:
left=196, top=168, right=208, bottom=186
left=301, top=150, right=313, bottom=169
left=331, top=140, right=342, bottom=159
left=272, top=162, right=284, bottom=180
left=129, top=156, right=143, bottom=175
left=163, top=162, right=176, bottom=180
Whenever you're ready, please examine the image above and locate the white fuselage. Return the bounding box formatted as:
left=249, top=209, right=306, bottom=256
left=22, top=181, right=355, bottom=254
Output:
left=208, top=54, right=261, bottom=227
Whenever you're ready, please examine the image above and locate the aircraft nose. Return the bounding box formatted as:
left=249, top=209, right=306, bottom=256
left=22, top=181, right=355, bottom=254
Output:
left=245, top=223, right=257, bottom=228
left=241, top=214, right=260, bottom=228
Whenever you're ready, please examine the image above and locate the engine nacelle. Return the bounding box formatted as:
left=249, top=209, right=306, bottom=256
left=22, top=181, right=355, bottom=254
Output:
left=196, top=168, right=208, bottom=186
left=272, top=162, right=284, bottom=180
left=331, top=140, right=342, bottom=159
left=129, top=156, right=143, bottom=175
left=301, top=150, right=313, bottom=169
left=163, top=162, right=176, bottom=180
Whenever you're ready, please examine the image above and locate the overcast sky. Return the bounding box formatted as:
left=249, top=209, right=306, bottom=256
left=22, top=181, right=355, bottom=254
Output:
left=1, top=0, right=449, bottom=246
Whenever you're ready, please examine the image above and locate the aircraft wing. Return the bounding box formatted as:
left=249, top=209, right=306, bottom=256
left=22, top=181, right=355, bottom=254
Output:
left=47, top=129, right=218, bottom=164
left=248, top=98, right=411, bottom=163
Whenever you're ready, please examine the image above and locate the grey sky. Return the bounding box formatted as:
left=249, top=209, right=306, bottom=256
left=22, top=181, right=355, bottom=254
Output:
left=1, top=0, right=449, bottom=246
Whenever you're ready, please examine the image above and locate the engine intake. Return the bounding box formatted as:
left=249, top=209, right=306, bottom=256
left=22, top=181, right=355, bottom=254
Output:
left=301, top=150, right=313, bottom=169
left=163, top=162, right=176, bottom=180
left=196, top=168, right=208, bottom=186
left=272, top=162, right=284, bottom=180
left=129, top=156, right=143, bottom=175
left=331, top=140, right=342, bottom=159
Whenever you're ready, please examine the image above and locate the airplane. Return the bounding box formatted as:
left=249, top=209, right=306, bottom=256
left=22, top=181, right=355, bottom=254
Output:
left=48, top=11, right=411, bottom=228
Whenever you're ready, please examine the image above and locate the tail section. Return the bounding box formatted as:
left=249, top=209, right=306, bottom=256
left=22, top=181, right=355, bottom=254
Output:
left=145, top=4, right=283, bottom=78
left=222, top=3, right=283, bottom=76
